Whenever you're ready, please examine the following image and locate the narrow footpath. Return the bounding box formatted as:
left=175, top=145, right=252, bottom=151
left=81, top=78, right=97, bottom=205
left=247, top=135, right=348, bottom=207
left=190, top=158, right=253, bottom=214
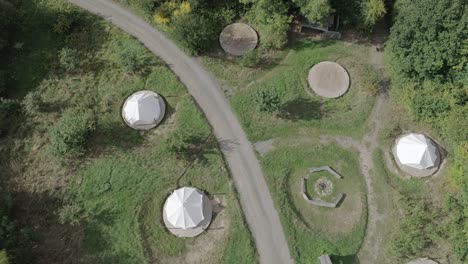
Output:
left=321, top=24, right=391, bottom=263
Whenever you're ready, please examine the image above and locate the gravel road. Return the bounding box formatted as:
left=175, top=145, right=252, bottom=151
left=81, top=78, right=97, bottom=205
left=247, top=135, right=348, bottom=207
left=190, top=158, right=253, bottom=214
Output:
left=68, top=1, right=293, bottom=263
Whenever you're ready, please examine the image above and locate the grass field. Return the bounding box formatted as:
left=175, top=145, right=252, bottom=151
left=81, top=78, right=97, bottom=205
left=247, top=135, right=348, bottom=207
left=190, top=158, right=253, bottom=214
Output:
left=0, top=1, right=256, bottom=263
left=201, top=39, right=378, bottom=263
left=261, top=140, right=367, bottom=264
left=229, top=41, right=378, bottom=141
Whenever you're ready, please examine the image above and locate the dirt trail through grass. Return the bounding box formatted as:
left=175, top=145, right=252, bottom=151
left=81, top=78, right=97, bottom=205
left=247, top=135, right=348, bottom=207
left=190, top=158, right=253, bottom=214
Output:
left=320, top=25, right=391, bottom=263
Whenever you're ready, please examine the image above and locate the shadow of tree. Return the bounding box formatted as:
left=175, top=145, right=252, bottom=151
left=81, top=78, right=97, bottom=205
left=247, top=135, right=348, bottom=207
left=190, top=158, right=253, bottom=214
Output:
left=4, top=2, right=109, bottom=100
left=4, top=190, right=86, bottom=264
left=331, top=254, right=360, bottom=264
left=278, top=98, right=324, bottom=121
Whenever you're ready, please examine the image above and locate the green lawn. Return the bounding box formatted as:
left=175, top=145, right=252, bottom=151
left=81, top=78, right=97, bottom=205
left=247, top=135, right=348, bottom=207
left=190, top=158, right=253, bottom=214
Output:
left=230, top=41, right=378, bottom=141
left=201, top=39, right=378, bottom=263
left=261, top=140, right=367, bottom=264
left=0, top=1, right=256, bottom=263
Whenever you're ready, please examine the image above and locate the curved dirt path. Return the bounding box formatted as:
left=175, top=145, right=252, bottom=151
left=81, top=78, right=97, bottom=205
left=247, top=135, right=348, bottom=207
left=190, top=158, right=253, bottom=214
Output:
left=68, top=0, right=293, bottom=263
left=321, top=42, right=390, bottom=263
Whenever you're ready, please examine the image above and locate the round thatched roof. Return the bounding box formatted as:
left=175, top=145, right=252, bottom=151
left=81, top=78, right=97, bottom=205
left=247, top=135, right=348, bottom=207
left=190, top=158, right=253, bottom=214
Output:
left=307, top=61, right=350, bottom=98
left=219, top=23, right=258, bottom=56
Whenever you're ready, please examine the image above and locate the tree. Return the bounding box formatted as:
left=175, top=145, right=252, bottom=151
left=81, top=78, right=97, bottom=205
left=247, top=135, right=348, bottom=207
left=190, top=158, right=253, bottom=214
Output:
left=59, top=47, right=79, bottom=71
left=0, top=0, right=14, bottom=51
left=391, top=198, right=437, bottom=258
left=21, top=91, right=43, bottom=116
left=49, top=109, right=96, bottom=158
left=447, top=143, right=468, bottom=261
left=361, top=0, right=386, bottom=27
left=293, top=0, right=331, bottom=23
left=0, top=71, right=5, bottom=95
left=0, top=250, right=9, bottom=264
left=388, top=0, right=468, bottom=81
left=171, top=12, right=221, bottom=54
left=52, top=5, right=82, bottom=34
left=243, top=0, right=291, bottom=49
left=254, top=88, right=282, bottom=113
left=117, top=39, right=154, bottom=72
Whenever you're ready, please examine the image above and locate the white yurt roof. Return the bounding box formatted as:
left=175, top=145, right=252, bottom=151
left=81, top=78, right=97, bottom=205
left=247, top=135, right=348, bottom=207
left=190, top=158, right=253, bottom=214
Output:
left=122, top=90, right=165, bottom=130
left=396, top=133, right=438, bottom=170
left=164, top=187, right=206, bottom=230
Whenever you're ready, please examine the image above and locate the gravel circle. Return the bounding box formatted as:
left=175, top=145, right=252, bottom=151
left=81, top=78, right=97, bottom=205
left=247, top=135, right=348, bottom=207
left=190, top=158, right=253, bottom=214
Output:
left=219, top=23, right=258, bottom=56
left=308, top=61, right=350, bottom=98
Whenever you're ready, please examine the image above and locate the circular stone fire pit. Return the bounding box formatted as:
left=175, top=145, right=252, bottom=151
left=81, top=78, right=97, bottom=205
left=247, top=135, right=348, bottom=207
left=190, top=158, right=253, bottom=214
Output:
left=314, top=178, right=333, bottom=196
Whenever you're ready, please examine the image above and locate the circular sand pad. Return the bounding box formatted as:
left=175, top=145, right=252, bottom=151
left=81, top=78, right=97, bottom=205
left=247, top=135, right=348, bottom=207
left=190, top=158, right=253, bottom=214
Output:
left=219, top=23, right=258, bottom=56
left=308, top=61, right=350, bottom=98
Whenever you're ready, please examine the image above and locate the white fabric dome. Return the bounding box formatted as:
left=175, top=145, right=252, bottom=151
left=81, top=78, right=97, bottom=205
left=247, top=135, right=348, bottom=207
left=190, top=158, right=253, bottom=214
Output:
left=164, top=187, right=206, bottom=230
left=395, top=133, right=438, bottom=170
left=122, top=90, right=165, bottom=130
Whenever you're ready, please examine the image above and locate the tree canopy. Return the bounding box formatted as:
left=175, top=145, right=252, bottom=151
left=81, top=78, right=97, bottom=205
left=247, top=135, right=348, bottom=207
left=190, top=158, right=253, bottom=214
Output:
left=293, top=0, right=332, bottom=23
left=389, top=0, right=468, bottom=81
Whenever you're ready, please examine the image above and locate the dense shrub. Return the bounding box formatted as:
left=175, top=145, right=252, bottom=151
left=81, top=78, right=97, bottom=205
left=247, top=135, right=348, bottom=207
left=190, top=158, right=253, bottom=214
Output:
left=59, top=47, right=80, bottom=71
left=116, top=39, right=154, bottom=73
left=0, top=0, right=14, bottom=51
left=243, top=0, right=291, bottom=49
left=0, top=98, right=19, bottom=136
left=388, top=0, right=467, bottom=81
left=391, top=198, right=439, bottom=258
left=0, top=71, right=5, bottom=95
left=21, top=91, right=43, bottom=116
left=0, top=250, right=9, bottom=264
left=171, top=12, right=222, bottom=55
left=239, top=50, right=261, bottom=67
left=360, top=0, right=386, bottom=27
left=49, top=109, right=96, bottom=158
left=254, top=89, right=282, bottom=113
left=293, top=0, right=331, bottom=22
left=53, top=6, right=82, bottom=34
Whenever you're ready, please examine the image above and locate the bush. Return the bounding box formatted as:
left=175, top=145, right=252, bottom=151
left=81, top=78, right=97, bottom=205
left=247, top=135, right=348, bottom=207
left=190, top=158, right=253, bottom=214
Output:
left=293, top=0, right=331, bottom=23
left=391, top=197, right=439, bottom=258
left=59, top=47, right=79, bottom=71
left=254, top=88, right=282, bottom=113
left=0, top=71, right=5, bottom=95
left=361, top=0, right=386, bottom=27
left=388, top=0, right=467, bottom=81
left=239, top=50, right=261, bottom=67
left=116, top=39, right=154, bottom=73
left=53, top=6, right=82, bottom=34
left=49, top=109, right=96, bottom=158
left=0, top=250, right=9, bottom=264
left=0, top=98, right=19, bottom=137
left=244, top=0, right=291, bottom=49
left=171, top=12, right=221, bottom=55
left=21, top=91, right=42, bottom=116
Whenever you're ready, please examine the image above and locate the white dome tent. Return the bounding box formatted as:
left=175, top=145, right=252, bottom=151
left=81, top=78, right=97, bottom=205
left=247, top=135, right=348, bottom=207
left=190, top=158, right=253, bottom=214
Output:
left=394, top=133, right=441, bottom=176
left=163, top=187, right=213, bottom=237
left=121, top=90, right=166, bottom=130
